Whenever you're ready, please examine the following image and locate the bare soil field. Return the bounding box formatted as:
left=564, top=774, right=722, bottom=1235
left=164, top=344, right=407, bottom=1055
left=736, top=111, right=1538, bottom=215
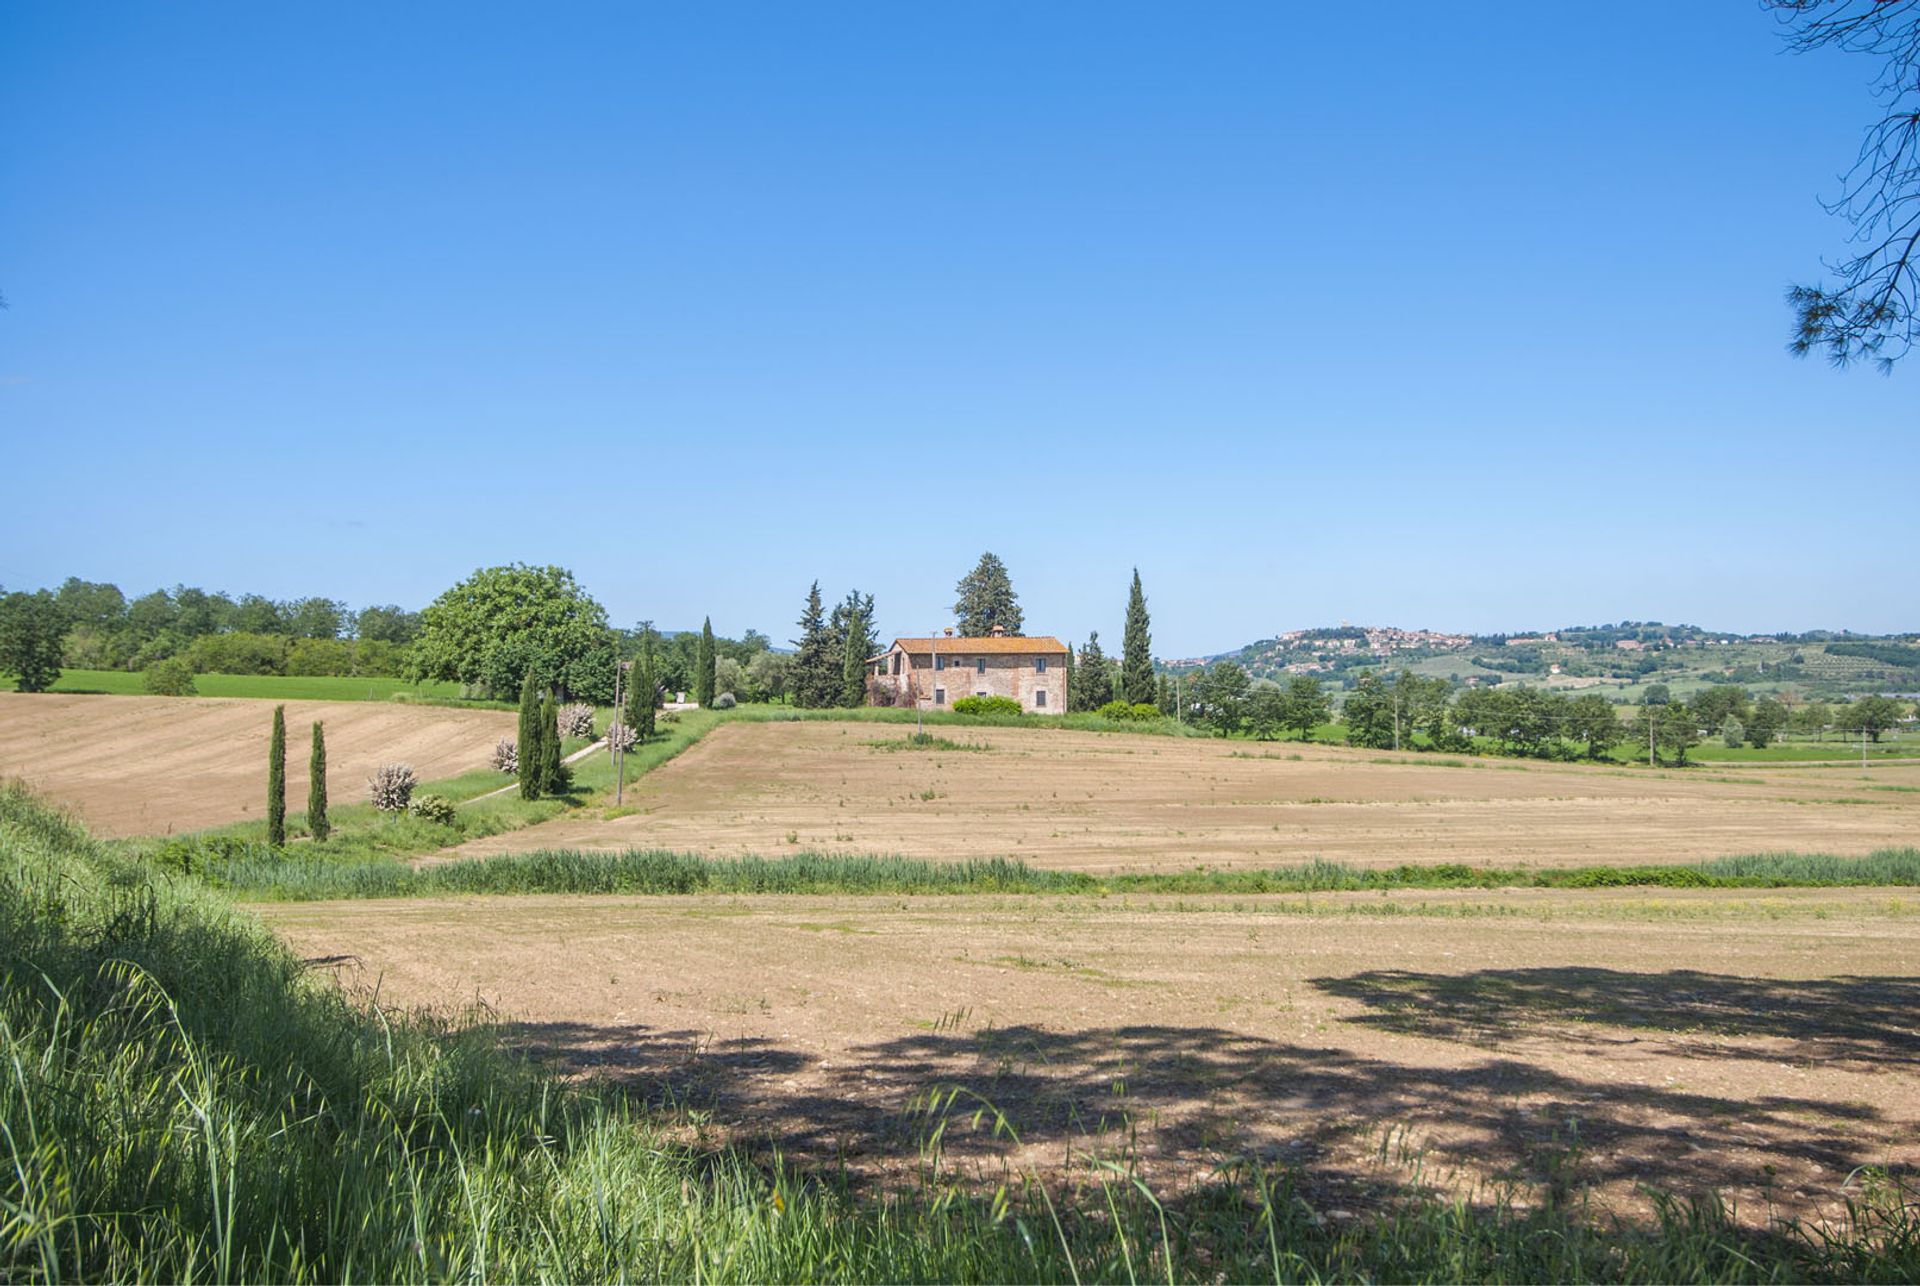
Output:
left=451, top=721, right=1920, bottom=870
left=259, top=888, right=1920, bottom=1223
left=0, top=693, right=515, bottom=836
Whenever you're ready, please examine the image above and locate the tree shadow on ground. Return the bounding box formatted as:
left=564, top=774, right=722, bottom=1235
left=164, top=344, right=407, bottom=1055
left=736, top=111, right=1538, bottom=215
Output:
left=495, top=1002, right=1895, bottom=1213
left=1312, top=968, right=1920, bottom=1067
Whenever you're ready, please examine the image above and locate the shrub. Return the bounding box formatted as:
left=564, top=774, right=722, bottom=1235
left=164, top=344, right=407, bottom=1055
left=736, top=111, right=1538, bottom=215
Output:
left=408, top=792, right=457, bottom=825
left=490, top=736, right=518, bottom=774
left=1722, top=718, right=1746, bottom=749
left=149, top=833, right=277, bottom=874
left=604, top=721, right=638, bottom=754
left=952, top=695, right=1020, bottom=716
left=712, top=692, right=737, bottom=710
left=556, top=702, right=596, bottom=740
left=367, top=763, right=416, bottom=812
left=143, top=657, right=198, bottom=696
left=1095, top=699, right=1165, bottom=722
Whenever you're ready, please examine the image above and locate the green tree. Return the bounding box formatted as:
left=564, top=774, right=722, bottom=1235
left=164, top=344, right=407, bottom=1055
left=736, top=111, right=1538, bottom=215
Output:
left=1747, top=697, right=1788, bottom=749
left=0, top=590, right=68, bottom=693
left=840, top=601, right=871, bottom=708
left=1793, top=700, right=1834, bottom=740
left=1837, top=694, right=1904, bottom=743
left=1155, top=672, right=1174, bottom=716
left=631, top=624, right=660, bottom=739
left=954, top=552, right=1023, bottom=637
left=1196, top=661, right=1251, bottom=736
left=695, top=617, right=716, bottom=708
left=412, top=564, right=611, bottom=700
left=1657, top=701, right=1701, bottom=765
left=1062, top=643, right=1078, bottom=711
left=1120, top=569, right=1154, bottom=704
left=308, top=722, right=330, bottom=842
left=1643, top=683, right=1672, bottom=707
left=747, top=650, right=790, bottom=704
left=1341, top=672, right=1397, bottom=749
left=789, top=582, right=840, bottom=709
left=1565, top=693, right=1628, bottom=759
left=537, top=693, right=565, bottom=794
left=1073, top=634, right=1112, bottom=711
left=1247, top=683, right=1286, bottom=740
left=516, top=673, right=543, bottom=800
left=1279, top=675, right=1331, bottom=742
left=267, top=705, right=287, bottom=847
left=1691, top=684, right=1751, bottom=735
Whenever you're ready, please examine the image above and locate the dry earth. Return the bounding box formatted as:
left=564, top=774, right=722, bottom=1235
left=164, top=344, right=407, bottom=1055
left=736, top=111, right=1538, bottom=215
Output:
left=0, top=693, right=514, bottom=836
left=259, top=888, right=1920, bottom=1223
left=449, top=721, right=1920, bottom=870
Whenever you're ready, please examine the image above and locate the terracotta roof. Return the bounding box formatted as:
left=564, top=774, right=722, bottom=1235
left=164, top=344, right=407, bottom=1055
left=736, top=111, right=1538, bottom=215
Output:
left=886, top=635, right=1069, bottom=656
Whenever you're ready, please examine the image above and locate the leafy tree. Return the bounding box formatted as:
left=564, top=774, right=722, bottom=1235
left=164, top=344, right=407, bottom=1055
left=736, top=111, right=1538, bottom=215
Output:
left=354, top=604, right=421, bottom=644
left=1248, top=683, right=1287, bottom=741
left=232, top=594, right=287, bottom=636
left=829, top=591, right=877, bottom=708
left=142, top=657, right=196, bottom=696
left=954, top=552, right=1023, bottom=637
left=1341, top=672, right=1397, bottom=749
left=267, top=706, right=287, bottom=847
left=747, top=650, right=790, bottom=704
left=1837, top=694, right=1905, bottom=742
left=516, top=674, right=543, bottom=800
left=1279, top=675, right=1331, bottom=742
left=1747, top=697, right=1788, bottom=749
left=1565, top=693, right=1628, bottom=759
left=1062, top=643, right=1078, bottom=710
left=1155, top=672, right=1174, bottom=716
left=1073, top=634, right=1113, bottom=711
left=1793, top=700, right=1834, bottom=740
left=1722, top=717, right=1747, bottom=750
left=695, top=617, right=716, bottom=708
left=0, top=590, right=68, bottom=692
left=1771, top=0, right=1920, bottom=367
left=54, top=578, right=126, bottom=631
left=287, top=597, right=347, bottom=640
left=789, top=582, right=840, bottom=709
left=308, top=722, right=329, bottom=842
left=1691, top=684, right=1751, bottom=735
left=1120, top=569, right=1154, bottom=704
left=1643, top=683, right=1672, bottom=707
left=1657, top=702, right=1701, bottom=765
left=412, top=564, right=611, bottom=700
left=1196, top=661, right=1251, bottom=736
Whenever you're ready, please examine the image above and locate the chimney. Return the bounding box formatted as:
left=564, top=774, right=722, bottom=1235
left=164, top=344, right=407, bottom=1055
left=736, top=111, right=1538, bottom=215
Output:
left=989, top=623, right=1007, bottom=637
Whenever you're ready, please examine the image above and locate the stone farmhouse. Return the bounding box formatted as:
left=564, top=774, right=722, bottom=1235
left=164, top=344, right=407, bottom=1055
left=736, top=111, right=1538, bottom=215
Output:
left=868, top=626, right=1068, bottom=713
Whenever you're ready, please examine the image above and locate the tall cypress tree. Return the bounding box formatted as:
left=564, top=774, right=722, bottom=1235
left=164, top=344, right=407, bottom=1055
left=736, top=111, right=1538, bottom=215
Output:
left=308, top=721, right=329, bottom=842
left=516, top=673, right=542, bottom=799
left=841, top=603, right=869, bottom=708
left=695, top=617, right=716, bottom=707
left=1063, top=643, right=1078, bottom=712
left=538, top=692, right=565, bottom=794
left=1121, top=568, right=1155, bottom=705
left=266, top=705, right=287, bottom=845
left=1076, top=633, right=1113, bottom=710
left=635, top=623, right=659, bottom=738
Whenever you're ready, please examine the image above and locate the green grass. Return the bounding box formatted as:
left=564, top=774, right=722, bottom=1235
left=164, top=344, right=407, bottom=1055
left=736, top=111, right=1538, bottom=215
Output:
left=8, top=782, right=1919, bottom=1282
left=204, top=845, right=1920, bottom=902
left=862, top=732, right=994, bottom=752
left=6, top=667, right=493, bottom=704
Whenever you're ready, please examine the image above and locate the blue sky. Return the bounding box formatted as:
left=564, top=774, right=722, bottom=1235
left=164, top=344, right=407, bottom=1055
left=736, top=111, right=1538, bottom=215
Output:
left=1, top=3, right=1912, bottom=655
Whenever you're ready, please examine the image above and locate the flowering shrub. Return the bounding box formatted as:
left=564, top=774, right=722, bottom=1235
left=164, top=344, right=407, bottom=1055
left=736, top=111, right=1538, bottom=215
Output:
left=490, top=737, right=517, bottom=774
left=367, top=763, right=417, bottom=812
left=604, top=721, right=638, bottom=754
left=557, top=703, right=596, bottom=739
left=408, top=793, right=457, bottom=825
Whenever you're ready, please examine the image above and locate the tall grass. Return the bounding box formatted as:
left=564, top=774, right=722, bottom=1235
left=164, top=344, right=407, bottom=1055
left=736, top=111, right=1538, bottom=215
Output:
left=202, top=845, right=1920, bottom=902
left=5, top=783, right=1918, bottom=1281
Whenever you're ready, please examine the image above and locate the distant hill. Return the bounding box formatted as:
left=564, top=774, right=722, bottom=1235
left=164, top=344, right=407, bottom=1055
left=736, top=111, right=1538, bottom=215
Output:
left=1163, top=623, right=1920, bottom=700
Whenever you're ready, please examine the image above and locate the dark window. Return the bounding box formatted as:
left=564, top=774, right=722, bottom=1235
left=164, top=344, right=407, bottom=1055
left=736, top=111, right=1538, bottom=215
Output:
left=934, top=687, right=946, bottom=705
left=935, top=654, right=945, bottom=670
left=976, top=658, right=987, bottom=674
left=1035, top=689, right=1048, bottom=708
left=1036, top=656, right=1047, bottom=672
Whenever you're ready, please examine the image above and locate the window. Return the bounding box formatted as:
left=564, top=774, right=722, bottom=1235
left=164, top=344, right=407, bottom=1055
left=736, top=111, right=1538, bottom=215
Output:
left=934, top=687, right=946, bottom=705
left=1035, top=656, right=1047, bottom=672
left=892, top=654, right=902, bottom=676
left=1035, top=689, right=1048, bottom=708
left=975, top=690, right=987, bottom=698
left=976, top=657, right=987, bottom=674
left=934, top=654, right=945, bottom=671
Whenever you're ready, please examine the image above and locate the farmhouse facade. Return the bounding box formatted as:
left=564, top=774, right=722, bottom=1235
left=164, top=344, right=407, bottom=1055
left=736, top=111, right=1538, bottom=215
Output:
left=868, top=629, right=1069, bottom=713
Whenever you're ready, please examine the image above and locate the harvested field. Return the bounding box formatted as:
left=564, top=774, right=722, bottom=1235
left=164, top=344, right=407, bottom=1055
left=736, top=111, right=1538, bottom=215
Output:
left=259, top=887, right=1920, bottom=1223
left=0, top=693, right=515, bottom=836
left=450, top=720, right=1920, bottom=870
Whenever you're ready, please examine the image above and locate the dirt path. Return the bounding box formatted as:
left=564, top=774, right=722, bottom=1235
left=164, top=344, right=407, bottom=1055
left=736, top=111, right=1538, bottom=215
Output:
left=0, top=693, right=514, bottom=836
left=444, top=720, right=1920, bottom=870
left=258, top=886, right=1920, bottom=1223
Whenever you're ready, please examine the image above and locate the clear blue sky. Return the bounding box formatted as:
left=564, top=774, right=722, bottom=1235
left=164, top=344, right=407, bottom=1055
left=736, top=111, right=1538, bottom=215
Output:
left=2, top=4, right=1913, bottom=655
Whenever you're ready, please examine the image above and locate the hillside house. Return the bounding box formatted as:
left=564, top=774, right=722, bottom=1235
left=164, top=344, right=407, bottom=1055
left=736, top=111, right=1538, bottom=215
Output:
left=868, top=628, right=1068, bottom=713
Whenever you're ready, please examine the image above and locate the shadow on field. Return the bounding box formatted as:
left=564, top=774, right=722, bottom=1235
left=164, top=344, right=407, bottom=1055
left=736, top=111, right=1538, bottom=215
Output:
left=1313, top=968, right=1920, bottom=1067
left=497, top=1005, right=1889, bottom=1207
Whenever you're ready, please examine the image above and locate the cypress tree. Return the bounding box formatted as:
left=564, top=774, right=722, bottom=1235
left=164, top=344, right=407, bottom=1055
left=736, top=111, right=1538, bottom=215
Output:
left=1063, top=643, right=1078, bottom=712
left=538, top=693, right=565, bottom=794
left=266, top=705, right=286, bottom=845
left=1076, top=633, right=1113, bottom=710
left=841, top=603, right=869, bottom=708
left=790, top=582, right=837, bottom=709
left=308, top=721, right=329, bottom=842
left=695, top=617, right=716, bottom=708
left=635, top=624, right=659, bottom=739
left=1121, top=568, right=1155, bottom=705
left=516, top=673, right=542, bottom=799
